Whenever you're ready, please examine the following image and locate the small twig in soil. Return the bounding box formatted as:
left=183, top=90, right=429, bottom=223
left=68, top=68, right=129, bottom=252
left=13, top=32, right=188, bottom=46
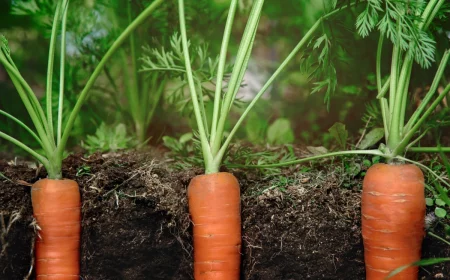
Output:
left=428, top=231, right=450, bottom=246
left=103, top=160, right=156, bottom=197
left=355, top=116, right=372, bottom=148
left=0, top=172, right=13, bottom=183
left=103, top=173, right=140, bottom=197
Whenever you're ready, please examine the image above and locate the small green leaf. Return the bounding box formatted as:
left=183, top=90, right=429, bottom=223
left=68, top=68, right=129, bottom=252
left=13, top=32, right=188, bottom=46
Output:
left=435, top=207, right=447, bottom=218
left=347, top=162, right=361, bottom=176
left=363, top=159, right=372, bottom=167
left=267, top=118, right=294, bottom=145
left=162, top=136, right=181, bottom=152
left=372, top=155, right=381, bottom=164
left=425, top=198, right=434, bottom=206
left=328, top=122, right=348, bottom=149
left=341, top=85, right=361, bottom=95
left=246, top=114, right=268, bottom=144
left=179, top=132, right=193, bottom=144
left=306, top=146, right=328, bottom=155
left=445, top=224, right=450, bottom=236
left=358, top=128, right=384, bottom=149
left=436, top=198, right=446, bottom=207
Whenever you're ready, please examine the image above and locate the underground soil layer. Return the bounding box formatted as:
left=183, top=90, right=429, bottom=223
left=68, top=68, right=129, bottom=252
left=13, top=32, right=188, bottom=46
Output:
left=0, top=150, right=449, bottom=280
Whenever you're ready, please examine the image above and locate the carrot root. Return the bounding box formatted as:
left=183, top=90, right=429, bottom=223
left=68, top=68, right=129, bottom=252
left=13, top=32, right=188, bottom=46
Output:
left=188, top=172, right=241, bottom=280
left=31, top=179, right=81, bottom=279
left=362, top=163, right=425, bottom=280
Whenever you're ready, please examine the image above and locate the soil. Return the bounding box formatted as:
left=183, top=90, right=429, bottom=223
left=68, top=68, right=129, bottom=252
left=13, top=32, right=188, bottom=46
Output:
left=0, top=149, right=449, bottom=280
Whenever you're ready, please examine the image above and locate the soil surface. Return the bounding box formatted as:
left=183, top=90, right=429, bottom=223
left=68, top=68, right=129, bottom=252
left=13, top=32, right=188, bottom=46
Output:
left=0, top=150, right=449, bottom=280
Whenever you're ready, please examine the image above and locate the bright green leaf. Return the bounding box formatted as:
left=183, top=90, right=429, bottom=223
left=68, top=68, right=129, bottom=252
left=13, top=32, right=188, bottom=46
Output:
left=328, top=122, right=348, bottom=149
left=306, top=146, right=328, bottom=155
left=267, top=118, right=294, bottom=145
left=246, top=114, right=268, bottom=144
left=435, top=207, right=447, bottom=218
left=358, top=128, right=384, bottom=149
left=363, top=159, right=372, bottom=167
left=436, top=198, right=446, bottom=207
left=425, top=198, right=434, bottom=206
left=347, top=162, right=361, bottom=176
left=179, top=132, right=193, bottom=144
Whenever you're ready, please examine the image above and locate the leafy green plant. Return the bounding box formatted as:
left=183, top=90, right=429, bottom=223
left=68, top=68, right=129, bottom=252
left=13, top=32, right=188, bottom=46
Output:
left=82, top=123, right=134, bottom=154
left=0, top=0, right=164, bottom=178
left=76, top=165, right=91, bottom=177
left=267, top=118, right=295, bottom=145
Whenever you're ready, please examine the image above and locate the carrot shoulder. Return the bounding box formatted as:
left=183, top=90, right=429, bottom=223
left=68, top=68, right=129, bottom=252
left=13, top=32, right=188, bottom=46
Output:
left=31, top=179, right=81, bottom=279
left=188, top=172, right=241, bottom=280
left=362, top=163, right=425, bottom=279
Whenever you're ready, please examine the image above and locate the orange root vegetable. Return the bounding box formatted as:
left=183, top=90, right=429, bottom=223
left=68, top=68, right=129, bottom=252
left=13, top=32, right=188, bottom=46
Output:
left=362, top=163, right=425, bottom=279
left=188, top=172, right=241, bottom=280
left=31, top=179, right=81, bottom=279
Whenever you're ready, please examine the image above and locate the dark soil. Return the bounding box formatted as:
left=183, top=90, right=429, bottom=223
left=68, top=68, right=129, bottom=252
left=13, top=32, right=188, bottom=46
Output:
left=0, top=150, right=449, bottom=280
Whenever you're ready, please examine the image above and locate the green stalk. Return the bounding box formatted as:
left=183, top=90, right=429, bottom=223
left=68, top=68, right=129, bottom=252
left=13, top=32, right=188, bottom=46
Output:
left=196, top=81, right=210, bottom=137
left=178, top=0, right=213, bottom=172
left=46, top=1, right=63, bottom=140
left=212, top=0, right=264, bottom=156
left=404, top=50, right=450, bottom=133
left=409, top=147, right=450, bottom=153
left=0, top=132, right=48, bottom=165
left=228, top=149, right=385, bottom=168
left=421, top=0, right=444, bottom=30
left=394, top=83, right=450, bottom=155
left=0, top=110, right=43, bottom=147
left=388, top=45, right=400, bottom=120
left=390, top=0, right=444, bottom=156
left=59, top=0, right=164, bottom=158
left=380, top=97, right=390, bottom=140
left=1, top=65, right=53, bottom=154
left=57, top=0, right=69, bottom=145
left=227, top=22, right=258, bottom=113
left=127, top=1, right=141, bottom=126
left=386, top=18, right=404, bottom=151
left=398, top=62, right=413, bottom=132
left=376, top=35, right=384, bottom=94
left=209, top=0, right=238, bottom=147
left=145, top=79, right=165, bottom=126
left=0, top=53, right=52, bottom=143
left=213, top=18, right=324, bottom=167
left=376, top=34, right=390, bottom=138
left=376, top=78, right=391, bottom=99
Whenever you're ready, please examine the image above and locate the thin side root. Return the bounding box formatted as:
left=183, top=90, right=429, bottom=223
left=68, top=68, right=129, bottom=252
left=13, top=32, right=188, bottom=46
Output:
left=0, top=209, right=22, bottom=259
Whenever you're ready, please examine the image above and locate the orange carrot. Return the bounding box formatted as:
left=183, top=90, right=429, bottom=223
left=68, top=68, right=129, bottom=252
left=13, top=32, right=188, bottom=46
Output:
left=188, top=172, right=241, bottom=280
left=31, top=179, right=81, bottom=279
left=362, top=163, right=425, bottom=279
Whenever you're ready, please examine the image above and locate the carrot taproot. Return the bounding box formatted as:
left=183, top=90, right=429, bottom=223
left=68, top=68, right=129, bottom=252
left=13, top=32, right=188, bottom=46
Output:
left=188, top=172, right=241, bottom=280
left=362, top=163, right=425, bottom=279
left=31, top=179, right=81, bottom=279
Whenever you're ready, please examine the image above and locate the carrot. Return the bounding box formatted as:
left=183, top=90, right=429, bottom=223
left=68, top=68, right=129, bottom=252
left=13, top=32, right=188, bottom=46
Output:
left=188, top=172, right=241, bottom=280
left=362, top=163, right=425, bottom=279
left=31, top=179, right=81, bottom=279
